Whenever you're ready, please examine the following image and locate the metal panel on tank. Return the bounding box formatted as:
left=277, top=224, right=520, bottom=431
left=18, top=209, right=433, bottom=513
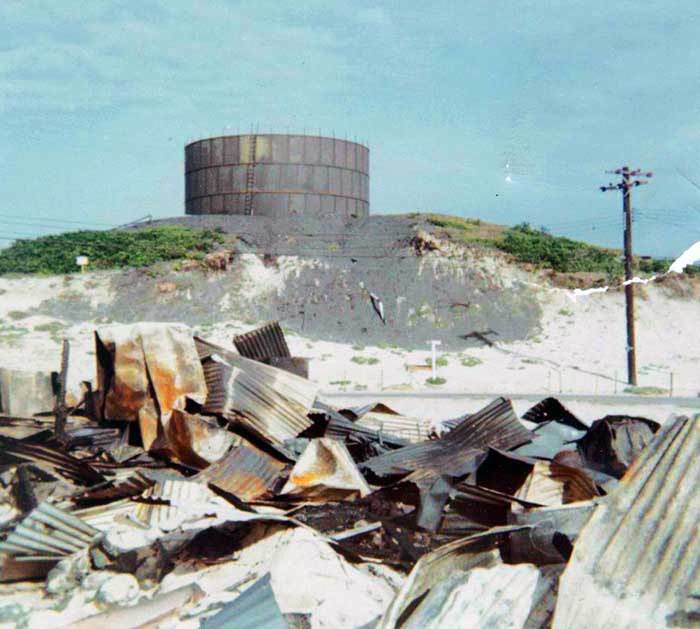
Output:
left=184, top=133, right=369, bottom=221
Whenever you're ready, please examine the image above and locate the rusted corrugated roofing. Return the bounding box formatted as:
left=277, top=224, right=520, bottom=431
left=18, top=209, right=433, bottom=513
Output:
left=576, top=415, right=660, bottom=478
left=195, top=442, right=286, bottom=501
left=362, top=398, right=532, bottom=477
left=0, top=436, right=105, bottom=485
left=316, top=401, right=409, bottom=450
left=354, top=411, right=435, bottom=443
left=95, top=323, right=208, bottom=451
left=197, top=338, right=316, bottom=449
left=233, top=321, right=291, bottom=360
left=0, top=502, right=101, bottom=559
left=72, top=471, right=155, bottom=507
left=553, top=415, right=700, bottom=628
left=281, top=438, right=371, bottom=500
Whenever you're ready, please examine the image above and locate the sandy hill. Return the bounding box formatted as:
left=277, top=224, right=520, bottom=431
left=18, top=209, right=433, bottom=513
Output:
left=0, top=213, right=697, bottom=397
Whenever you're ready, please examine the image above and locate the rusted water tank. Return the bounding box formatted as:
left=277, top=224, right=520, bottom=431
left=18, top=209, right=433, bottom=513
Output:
left=184, top=134, right=369, bottom=222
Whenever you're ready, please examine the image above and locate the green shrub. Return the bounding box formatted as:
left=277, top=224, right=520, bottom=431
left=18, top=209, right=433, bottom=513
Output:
left=558, top=308, right=574, bottom=317
left=351, top=356, right=380, bottom=365
left=496, top=223, right=623, bottom=274
left=426, top=376, right=446, bottom=385
left=624, top=385, right=668, bottom=396
left=6, top=310, right=28, bottom=320
left=0, top=227, right=223, bottom=275
left=425, top=356, right=449, bottom=367
left=461, top=356, right=482, bottom=367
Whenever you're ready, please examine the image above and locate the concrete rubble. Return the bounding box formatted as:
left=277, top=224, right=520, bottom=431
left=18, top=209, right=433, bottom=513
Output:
left=0, top=321, right=695, bottom=628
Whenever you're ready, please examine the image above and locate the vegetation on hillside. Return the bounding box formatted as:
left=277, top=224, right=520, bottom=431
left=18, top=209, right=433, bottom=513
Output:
left=0, top=226, right=224, bottom=275
left=496, top=223, right=623, bottom=274
left=423, top=214, right=698, bottom=276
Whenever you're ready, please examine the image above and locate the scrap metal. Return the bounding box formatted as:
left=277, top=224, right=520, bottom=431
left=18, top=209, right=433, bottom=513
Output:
left=281, top=438, right=371, bottom=500
left=95, top=323, right=208, bottom=451
left=362, top=397, right=532, bottom=477
left=554, top=414, right=700, bottom=628
left=197, top=338, right=316, bottom=449
left=0, top=435, right=105, bottom=485
left=576, top=414, right=660, bottom=478
left=0, top=502, right=101, bottom=559
left=0, top=367, right=55, bottom=418
left=233, top=321, right=292, bottom=360
left=195, top=441, right=286, bottom=501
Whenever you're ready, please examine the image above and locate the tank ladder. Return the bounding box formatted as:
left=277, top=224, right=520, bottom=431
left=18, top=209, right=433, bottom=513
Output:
left=243, top=135, right=257, bottom=215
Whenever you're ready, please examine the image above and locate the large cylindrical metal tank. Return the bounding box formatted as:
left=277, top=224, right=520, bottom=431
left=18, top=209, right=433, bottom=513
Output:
left=184, top=134, right=369, bottom=222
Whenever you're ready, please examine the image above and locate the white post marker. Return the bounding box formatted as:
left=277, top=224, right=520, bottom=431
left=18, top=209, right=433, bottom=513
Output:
left=428, top=340, right=442, bottom=380
left=75, top=255, right=89, bottom=273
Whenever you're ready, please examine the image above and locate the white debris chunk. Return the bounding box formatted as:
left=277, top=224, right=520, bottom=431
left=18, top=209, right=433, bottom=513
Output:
left=95, top=574, right=140, bottom=606
left=669, top=240, right=700, bottom=274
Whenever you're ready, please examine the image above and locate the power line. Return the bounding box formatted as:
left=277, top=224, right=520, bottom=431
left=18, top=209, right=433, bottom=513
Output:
left=0, top=213, right=113, bottom=227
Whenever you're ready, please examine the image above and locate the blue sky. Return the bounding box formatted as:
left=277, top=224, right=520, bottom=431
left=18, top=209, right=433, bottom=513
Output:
left=2, top=1, right=700, bottom=256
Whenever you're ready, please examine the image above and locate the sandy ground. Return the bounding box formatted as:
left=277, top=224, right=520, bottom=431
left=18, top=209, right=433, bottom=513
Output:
left=0, top=269, right=697, bottom=403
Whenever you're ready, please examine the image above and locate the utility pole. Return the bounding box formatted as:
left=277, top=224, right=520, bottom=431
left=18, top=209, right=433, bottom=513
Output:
left=600, top=166, right=652, bottom=386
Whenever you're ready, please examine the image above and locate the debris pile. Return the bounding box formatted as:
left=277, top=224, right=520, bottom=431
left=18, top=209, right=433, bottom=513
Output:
left=0, top=321, right=693, bottom=627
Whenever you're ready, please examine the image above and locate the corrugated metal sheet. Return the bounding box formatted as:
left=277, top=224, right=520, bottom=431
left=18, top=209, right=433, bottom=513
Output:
left=281, top=438, right=371, bottom=500
left=378, top=525, right=530, bottom=628
left=0, top=502, right=101, bottom=559
left=201, top=573, right=286, bottom=629
left=354, top=411, right=435, bottom=444
left=553, top=415, right=700, bottom=629
left=197, top=338, right=316, bottom=450
left=72, top=472, right=155, bottom=507
left=0, top=436, right=105, bottom=485
left=196, top=442, right=286, bottom=501
left=73, top=498, right=141, bottom=531
left=233, top=321, right=291, bottom=360
left=317, top=401, right=409, bottom=451
left=0, top=368, right=55, bottom=417
left=576, top=415, right=660, bottom=479
left=135, top=480, right=214, bottom=529
left=513, top=460, right=599, bottom=509
left=362, top=398, right=532, bottom=477
left=95, top=323, right=207, bottom=451
left=405, top=563, right=543, bottom=628
left=521, top=397, right=588, bottom=431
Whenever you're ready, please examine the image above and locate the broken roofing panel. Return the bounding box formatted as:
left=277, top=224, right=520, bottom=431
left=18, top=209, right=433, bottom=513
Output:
left=362, top=397, right=532, bottom=477
left=521, top=397, right=588, bottom=431
left=95, top=323, right=207, bottom=451
left=349, top=407, right=436, bottom=444
left=554, top=415, right=700, bottom=628
left=0, top=502, right=101, bottom=560
left=195, top=441, right=286, bottom=501
left=157, top=410, right=236, bottom=470
left=0, top=436, right=105, bottom=485
left=576, top=415, right=660, bottom=478
left=197, top=338, right=315, bottom=449
left=233, top=321, right=292, bottom=360
left=201, top=572, right=286, bottom=629
left=0, top=368, right=55, bottom=418
left=378, top=525, right=529, bottom=628
left=281, top=438, right=371, bottom=500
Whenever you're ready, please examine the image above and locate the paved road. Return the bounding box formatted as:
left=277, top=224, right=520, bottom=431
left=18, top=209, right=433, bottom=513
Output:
left=319, top=390, right=700, bottom=423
